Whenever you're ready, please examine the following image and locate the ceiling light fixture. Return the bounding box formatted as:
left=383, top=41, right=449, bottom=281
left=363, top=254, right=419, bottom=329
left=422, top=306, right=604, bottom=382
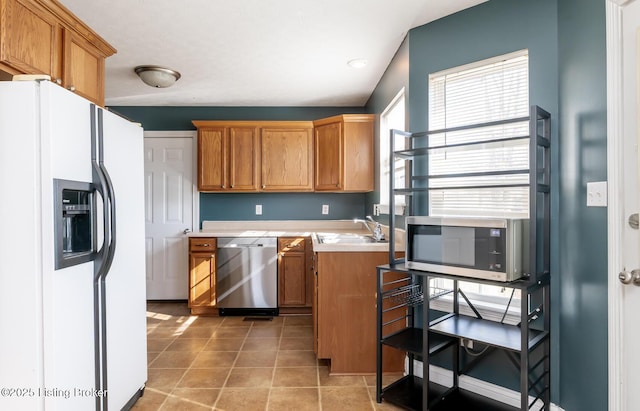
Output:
left=347, top=58, right=368, bottom=69
left=134, top=65, right=181, bottom=88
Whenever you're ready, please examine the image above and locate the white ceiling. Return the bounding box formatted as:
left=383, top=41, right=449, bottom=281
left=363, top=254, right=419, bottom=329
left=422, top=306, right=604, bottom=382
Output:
left=58, top=0, right=486, bottom=107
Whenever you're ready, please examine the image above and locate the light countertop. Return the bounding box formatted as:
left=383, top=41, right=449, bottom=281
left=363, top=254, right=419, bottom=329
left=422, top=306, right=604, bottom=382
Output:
left=189, top=220, right=405, bottom=253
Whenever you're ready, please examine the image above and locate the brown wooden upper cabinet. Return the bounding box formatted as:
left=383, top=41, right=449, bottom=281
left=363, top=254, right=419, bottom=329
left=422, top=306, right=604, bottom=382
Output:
left=193, top=121, right=314, bottom=192
left=193, top=122, right=260, bottom=192
left=313, top=114, right=375, bottom=192
left=0, top=0, right=115, bottom=105
left=260, top=124, right=313, bottom=192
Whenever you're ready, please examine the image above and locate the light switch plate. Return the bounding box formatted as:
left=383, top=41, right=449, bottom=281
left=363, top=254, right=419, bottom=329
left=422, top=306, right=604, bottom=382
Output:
left=586, top=181, right=607, bottom=207
left=256, top=204, right=263, bottom=215
left=322, top=204, right=329, bottom=215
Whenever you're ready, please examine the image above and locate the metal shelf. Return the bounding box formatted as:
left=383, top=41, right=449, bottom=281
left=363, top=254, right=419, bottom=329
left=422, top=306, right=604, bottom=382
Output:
left=378, top=263, right=550, bottom=290
left=378, top=105, right=552, bottom=410
left=381, top=327, right=455, bottom=356
left=429, top=315, right=549, bottom=353
left=380, top=375, right=520, bottom=411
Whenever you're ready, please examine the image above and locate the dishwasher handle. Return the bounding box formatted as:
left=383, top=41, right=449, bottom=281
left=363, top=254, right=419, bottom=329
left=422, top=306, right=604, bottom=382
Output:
left=216, top=237, right=278, bottom=249
left=218, top=244, right=271, bottom=248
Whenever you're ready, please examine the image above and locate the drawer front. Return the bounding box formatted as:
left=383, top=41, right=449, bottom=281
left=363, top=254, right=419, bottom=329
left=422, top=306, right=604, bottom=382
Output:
left=189, top=237, right=217, bottom=252
left=278, top=237, right=306, bottom=253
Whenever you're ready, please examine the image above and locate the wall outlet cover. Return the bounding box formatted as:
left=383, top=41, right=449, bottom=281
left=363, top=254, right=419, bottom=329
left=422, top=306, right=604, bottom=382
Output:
left=586, top=181, right=607, bottom=207
left=256, top=204, right=263, bottom=215
left=322, top=204, right=329, bottom=215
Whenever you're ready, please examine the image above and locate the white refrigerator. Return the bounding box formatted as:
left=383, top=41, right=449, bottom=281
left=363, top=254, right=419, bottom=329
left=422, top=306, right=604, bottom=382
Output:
left=0, top=79, right=147, bottom=410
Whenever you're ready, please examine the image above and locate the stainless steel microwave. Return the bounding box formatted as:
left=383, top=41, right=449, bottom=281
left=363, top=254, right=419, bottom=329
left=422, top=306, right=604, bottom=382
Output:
left=405, top=216, right=527, bottom=282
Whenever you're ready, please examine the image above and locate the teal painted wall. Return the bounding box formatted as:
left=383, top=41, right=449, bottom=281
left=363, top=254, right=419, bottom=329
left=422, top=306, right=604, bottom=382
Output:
left=557, top=0, right=608, bottom=409
left=111, top=106, right=371, bottom=222
left=199, top=193, right=365, bottom=226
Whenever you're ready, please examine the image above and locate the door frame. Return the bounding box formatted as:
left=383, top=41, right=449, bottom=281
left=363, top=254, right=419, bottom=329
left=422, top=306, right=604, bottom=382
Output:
left=606, top=0, right=633, bottom=409
left=143, top=130, right=199, bottom=235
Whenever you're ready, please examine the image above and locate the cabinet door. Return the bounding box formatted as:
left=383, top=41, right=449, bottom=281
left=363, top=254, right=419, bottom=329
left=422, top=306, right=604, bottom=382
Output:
left=189, top=252, right=216, bottom=307
left=342, top=119, right=374, bottom=191
left=198, top=128, right=227, bottom=191
left=261, top=127, right=313, bottom=191
left=0, top=0, right=59, bottom=77
left=62, top=29, right=105, bottom=105
left=278, top=252, right=307, bottom=306
left=228, top=127, right=259, bottom=191
left=314, top=122, right=343, bottom=190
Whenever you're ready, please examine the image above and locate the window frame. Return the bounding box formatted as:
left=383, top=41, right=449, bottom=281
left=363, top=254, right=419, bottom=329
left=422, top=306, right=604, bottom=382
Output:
left=377, top=87, right=407, bottom=216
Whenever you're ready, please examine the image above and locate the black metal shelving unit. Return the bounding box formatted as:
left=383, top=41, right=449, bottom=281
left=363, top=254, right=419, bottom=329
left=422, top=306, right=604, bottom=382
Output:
left=376, top=106, right=552, bottom=410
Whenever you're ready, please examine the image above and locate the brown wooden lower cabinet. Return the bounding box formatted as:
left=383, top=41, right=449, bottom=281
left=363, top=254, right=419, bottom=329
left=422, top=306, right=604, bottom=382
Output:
left=278, top=236, right=313, bottom=314
left=314, top=251, right=405, bottom=374
left=188, top=237, right=218, bottom=315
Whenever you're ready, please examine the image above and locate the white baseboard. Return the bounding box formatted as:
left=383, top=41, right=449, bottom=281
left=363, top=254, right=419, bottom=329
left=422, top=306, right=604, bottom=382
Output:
left=407, top=358, right=564, bottom=411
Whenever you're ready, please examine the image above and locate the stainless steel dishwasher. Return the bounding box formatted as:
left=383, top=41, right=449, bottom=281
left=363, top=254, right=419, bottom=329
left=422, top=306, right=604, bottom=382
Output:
left=216, top=237, right=278, bottom=316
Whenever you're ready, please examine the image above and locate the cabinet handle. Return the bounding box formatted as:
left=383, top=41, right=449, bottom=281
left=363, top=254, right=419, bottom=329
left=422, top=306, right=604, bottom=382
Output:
left=55, top=78, right=62, bottom=85
left=287, top=243, right=301, bottom=248
left=221, top=185, right=226, bottom=189
left=68, top=85, right=76, bottom=92
left=231, top=184, right=234, bottom=188
left=196, top=243, right=211, bottom=247
left=262, top=184, right=266, bottom=189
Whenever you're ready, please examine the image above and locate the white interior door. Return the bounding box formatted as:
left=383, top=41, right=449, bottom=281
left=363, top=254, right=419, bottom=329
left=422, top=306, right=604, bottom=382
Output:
left=144, top=135, right=195, bottom=299
left=609, top=1, right=640, bottom=409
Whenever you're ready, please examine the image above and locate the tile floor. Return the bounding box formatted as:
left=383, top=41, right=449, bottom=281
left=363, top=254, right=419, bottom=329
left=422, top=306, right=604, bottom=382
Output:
left=133, top=302, right=404, bottom=411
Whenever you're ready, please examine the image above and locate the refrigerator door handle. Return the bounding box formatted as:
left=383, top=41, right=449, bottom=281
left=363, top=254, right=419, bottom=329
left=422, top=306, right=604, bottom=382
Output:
left=97, top=108, right=117, bottom=278
left=90, top=104, right=107, bottom=411
left=90, top=105, right=118, bottom=411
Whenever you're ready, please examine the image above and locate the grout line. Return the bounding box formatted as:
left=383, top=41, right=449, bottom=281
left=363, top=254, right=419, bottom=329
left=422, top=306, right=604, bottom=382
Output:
left=264, top=318, right=283, bottom=411
left=145, top=310, right=184, bottom=410
left=211, top=316, right=250, bottom=410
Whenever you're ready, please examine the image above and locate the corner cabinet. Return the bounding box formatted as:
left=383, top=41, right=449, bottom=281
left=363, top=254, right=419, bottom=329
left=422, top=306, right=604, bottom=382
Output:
left=188, top=237, right=217, bottom=314
left=377, top=107, right=552, bottom=410
left=313, top=114, right=374, bottom=192
left=192, top=121, right=313, bottom=192
left=0, top=0, right=116, bottom=105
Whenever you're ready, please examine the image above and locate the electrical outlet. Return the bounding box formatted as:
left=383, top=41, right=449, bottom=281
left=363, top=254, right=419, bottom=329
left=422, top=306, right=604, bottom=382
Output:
left=373, top=204, right=380, bottom=216
left=322, top=204, right=329, bottom=215
left=255, top=204, right=262, bottom=215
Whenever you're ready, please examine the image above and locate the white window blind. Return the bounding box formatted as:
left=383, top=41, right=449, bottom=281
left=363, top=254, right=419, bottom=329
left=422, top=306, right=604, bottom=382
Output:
left=428, top=51, right=530, bottom=218
left=427, top=51, right=529, bottom=309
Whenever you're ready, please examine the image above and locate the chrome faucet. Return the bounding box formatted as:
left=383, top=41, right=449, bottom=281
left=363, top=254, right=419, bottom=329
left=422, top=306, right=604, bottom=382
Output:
left=353, top=216, right=385, bottom=241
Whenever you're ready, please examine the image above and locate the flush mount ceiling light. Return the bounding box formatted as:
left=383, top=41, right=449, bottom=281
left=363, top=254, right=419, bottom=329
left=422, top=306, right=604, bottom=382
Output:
left=347, top=58, right=368, bottom=69
left=134, top=65, right=181, bottom=88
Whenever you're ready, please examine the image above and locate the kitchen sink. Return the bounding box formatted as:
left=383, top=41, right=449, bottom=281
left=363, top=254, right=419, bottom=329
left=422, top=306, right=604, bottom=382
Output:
left=316, top=233, right=388, bottom=244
